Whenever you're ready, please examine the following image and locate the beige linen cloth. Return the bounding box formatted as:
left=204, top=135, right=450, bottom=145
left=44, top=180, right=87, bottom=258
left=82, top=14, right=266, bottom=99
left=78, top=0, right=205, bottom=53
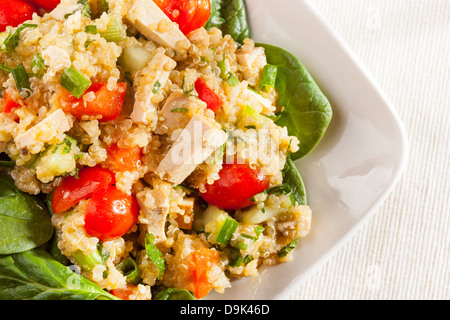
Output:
left=290, top=0, right=449, bottom=300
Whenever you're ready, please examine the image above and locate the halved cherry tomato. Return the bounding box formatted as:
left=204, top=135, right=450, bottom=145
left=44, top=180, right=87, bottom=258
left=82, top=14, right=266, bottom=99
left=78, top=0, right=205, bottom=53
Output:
left=105, top=144, right=142, bottom=172
left=189, top=248, right=219, bottom=299
left=29, top=0, right=60, bottom=11
left=51, top=166, right=115, bottom=214
left=55, top=83, right=127, bottom=122
left=200, top=163, right=270, bottom=210
left=195, top=77, right=224, bottom=113
left=153, top=0, right=211, bottom=35
left=110, top=285, right=137, bottom=300
left=84, top=184, right=139, bottom=241
left=0, top=0, right=38, bottom=32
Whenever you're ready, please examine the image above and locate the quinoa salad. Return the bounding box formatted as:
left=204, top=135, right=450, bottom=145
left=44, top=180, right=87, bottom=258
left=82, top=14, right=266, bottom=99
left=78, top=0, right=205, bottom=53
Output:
left=0, top=0, right=332, bottom=300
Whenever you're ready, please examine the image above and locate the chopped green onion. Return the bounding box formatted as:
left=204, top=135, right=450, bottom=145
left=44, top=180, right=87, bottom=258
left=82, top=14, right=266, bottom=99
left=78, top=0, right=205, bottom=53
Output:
left=218, top=53, right=227, bottom=79
left=254, top=225, right=265, bottom=237
left=145, top=232, right=166, bottom=280
left=11, top=64, right=31, bottom=97
left=171, top=107, right=189, bottom=113
left=31, top=53, right=46, bottom=78
left=215, top=217, right=239, bottom=245
left=277, top=238, right=299, bottom=258
left=260, top=64, right=278, bottom=92
left=84, top=39, right=93, bottom=48
left=84, top=25, right=98, bottom=34
left=152, top=80, right=161, bottom=94
left=153, top=288, right=196, bottom=300
left=60, top=67, right=92, bottom=98
left=100, top=17, right=126, bottom=42
left=0, top=63, right=12, bottom=74
left=226, top=72, right=240, bottom=86
left=116, top=257, right=142, bottom=285
left=2, top=24, right=37, bottom=55
left=72, top=249, right=103, bottom=272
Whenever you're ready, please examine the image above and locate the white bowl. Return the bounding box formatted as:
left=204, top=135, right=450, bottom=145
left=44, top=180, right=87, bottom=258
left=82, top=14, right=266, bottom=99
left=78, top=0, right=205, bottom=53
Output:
left=208, top=0, right=409, bottom=299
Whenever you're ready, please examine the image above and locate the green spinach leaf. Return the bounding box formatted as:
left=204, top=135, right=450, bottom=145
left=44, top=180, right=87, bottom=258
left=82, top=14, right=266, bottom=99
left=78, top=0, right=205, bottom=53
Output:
left=0, top=248, right=118, bottom=300
left=0, top=175, right=54, bottom=254
left=205, top=0, right=250, bottom=45
left=256, top=43, right=333, bottom=160
left=282, top=156, right=307, bottom=206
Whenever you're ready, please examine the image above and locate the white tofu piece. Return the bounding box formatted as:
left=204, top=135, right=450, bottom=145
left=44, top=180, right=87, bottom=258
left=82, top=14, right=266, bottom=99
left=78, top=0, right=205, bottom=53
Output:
left=136, top=188, right=170, bottom=244
left=155, top=114, right=227, bottom=184
left=154, top=92, right=206, bottom=138
left=236, top=47, right=267, bottom=80
left=126, top=0, right=189, bottom=50
left=130, top=52, right=176, bottom=126
left=15, top=109, right=71, bottom=150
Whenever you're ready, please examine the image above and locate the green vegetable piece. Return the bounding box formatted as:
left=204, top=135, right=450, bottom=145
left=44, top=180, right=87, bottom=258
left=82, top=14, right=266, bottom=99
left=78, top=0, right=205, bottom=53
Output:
left=256, top=43, right=332, bottom=160
left=0, top=248, right=118, bottom=300
left=60, top=67, right=92, bottom=98
left=153, top=288, right=196, bottom=300
left=72, top=249, right=103, bottom=272
left=2, top=24, right=37, bottom=55
left=100, top=16, right=126, bottom=42
left=236, top=105, right=268, bottom=129
left=145, top=232, right=166, bottom=280
left=260, top=64, right=277, bottom=92
left=205, top=0, right=250, bottom=45
left=282, top=156, right=307, bottom=205
left=277, top=238, right=299, bottom=258
left=118, top=46, right=152, bottom=74
left=226, top=72, right=240, bottom=87
left=84, top=25, right=98, bottom=34
left=116, top=257, right=142, bottom=285
left=31, top=53, right=46, bottom=78
left=11, top=64, right=31, bottom=97
left=0, top=175, right=53, bottom=255
left=215, top=217, right=239, bottom=245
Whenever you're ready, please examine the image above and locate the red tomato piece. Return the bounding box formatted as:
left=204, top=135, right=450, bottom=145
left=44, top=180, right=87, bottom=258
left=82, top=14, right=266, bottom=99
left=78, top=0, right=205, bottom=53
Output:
left=110, top=285, right=137, bottom=300
left=84, top=185, right=139, bottom=241
left=2, top=89, right=23, bottom=113
left=194, top=77, right=224, bottom=113
left=29, top=0, right=60, bottom=11
left=153, top=0, right=211, bottom=35
left=55, top=83, right=127, bottom=122
left=200, top=163, right=270, bottom=211
left=189, top=248, right=219, bottom=299
left=51, top=166, right=115, bottom=214
left=0, top=0, right=38, bottom=32
left=105, top=144, right=142, bottom=172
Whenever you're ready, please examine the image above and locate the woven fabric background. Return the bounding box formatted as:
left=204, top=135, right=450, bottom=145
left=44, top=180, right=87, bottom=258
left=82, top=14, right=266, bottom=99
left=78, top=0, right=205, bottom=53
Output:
left=289, top=0, right=449, bottom=300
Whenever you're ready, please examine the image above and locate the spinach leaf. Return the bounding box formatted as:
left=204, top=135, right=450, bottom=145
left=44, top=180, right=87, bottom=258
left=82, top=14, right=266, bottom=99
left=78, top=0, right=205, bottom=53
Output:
left=0, top=248, right=118, bottom=300
left=282, top=156, right=307, bottom=206
left=256, top=43, right=333, bottom=160
left=205, top=0, right=250, bottom=45
left=0, top=175, right=54, bottom=254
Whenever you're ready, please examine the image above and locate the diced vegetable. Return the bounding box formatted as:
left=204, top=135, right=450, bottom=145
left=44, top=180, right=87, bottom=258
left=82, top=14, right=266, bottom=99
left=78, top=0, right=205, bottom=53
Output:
left=31, top=53, right=46, bottom=78
left=116, top=257, right=142, bottom=285
left=259, top=64, right=277, bottom=92
left=199, top=205, right=239, bottom=246
left=236, top=203, right=286, bottom=224
left=60, top=67, right=92, bottom=99
left=51, top=165, right=115, bottom=214
left=118, top=46, right=152, bottom=74
left=194, top=77, right=224, bottom=113
left=72, top=249, right=103, bottom=272
left=236, top=105, right=269, bottom=129
left=144, top=232, right=166, bottom=280
left=153, top=288, right=196, bottom=300
left=105, top=143, right=142, bottom=172
left=2, top=89, right=22, bottom=114
left=32, top=135, right=79, bottom=180
left=100, top=16, right=126, bottom=42
left=110, top=285, right=137, bottom=300
left=189, top=247, right=219, bottom=299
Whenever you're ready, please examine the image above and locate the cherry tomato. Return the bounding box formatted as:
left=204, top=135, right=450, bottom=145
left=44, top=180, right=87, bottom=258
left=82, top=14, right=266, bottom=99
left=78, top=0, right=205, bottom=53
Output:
left=84, top=185, right=139, bottom=241
left=51, top=166, right=115, bottom=214
left=28, top=0, right=60, bottom=11
left=195, top=77, right=223, bottom=113
left=200, top=163, right=270, bottom=211
left=55, top=83, right=127, bottom=122
left=0, top=0, right=38, bottom=32
left=153, top=0, right=211, bottom=35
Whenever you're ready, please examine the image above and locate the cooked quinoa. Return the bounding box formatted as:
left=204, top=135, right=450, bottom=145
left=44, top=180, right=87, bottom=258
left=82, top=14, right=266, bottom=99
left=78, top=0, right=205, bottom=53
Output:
left=0, top=0, right=312, bottom=300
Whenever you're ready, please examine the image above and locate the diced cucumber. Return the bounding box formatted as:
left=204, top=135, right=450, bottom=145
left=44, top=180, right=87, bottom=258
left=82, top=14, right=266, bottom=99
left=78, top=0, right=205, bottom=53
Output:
left=236, top=105, right=268, bottom=129
left=118, top=46, right=152, bottom=74
left=201, top=205, right=239, bottom=246
left=236, top=204, right=286, bottom=224
left=33, top=135, right=79, bottom=179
